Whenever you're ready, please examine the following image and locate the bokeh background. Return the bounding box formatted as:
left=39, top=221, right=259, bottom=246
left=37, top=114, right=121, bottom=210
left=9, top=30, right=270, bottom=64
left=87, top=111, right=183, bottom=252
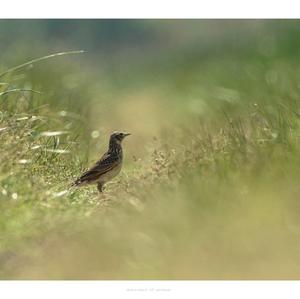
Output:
left=1, top=20, right=300, bottom=279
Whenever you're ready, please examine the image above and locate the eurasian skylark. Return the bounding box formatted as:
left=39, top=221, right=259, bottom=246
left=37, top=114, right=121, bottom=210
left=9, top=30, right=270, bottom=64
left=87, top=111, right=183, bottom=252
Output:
left=73, top=131, right=130, bottom=192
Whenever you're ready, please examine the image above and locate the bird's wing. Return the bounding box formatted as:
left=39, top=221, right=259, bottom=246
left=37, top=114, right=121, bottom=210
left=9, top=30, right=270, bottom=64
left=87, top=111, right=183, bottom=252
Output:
left=74, top=152, right=119, bottom=185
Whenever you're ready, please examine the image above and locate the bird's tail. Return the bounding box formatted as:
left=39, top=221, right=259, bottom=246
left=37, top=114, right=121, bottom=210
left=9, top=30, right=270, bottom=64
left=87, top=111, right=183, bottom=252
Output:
left=70, top=177, right=87, bottom=189
left=69, top=178, right=80, bottom=189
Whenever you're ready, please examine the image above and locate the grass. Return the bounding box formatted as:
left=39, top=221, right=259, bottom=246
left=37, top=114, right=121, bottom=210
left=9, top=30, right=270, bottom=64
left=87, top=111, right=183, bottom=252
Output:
left=2, top=21, right=300, bottom=279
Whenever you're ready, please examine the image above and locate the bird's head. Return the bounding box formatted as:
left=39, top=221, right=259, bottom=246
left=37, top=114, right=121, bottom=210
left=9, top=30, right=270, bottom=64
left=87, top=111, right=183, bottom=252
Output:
left=110, top=131, right=131, bottom=144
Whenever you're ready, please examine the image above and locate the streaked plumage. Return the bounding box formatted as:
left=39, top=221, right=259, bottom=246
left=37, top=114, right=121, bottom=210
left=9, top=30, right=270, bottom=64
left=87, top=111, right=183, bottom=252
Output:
left=73, top=131, right=130, bottom=192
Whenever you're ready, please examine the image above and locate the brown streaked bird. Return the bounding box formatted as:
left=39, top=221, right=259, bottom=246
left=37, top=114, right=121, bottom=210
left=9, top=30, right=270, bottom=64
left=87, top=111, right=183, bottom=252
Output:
left=73, top=131, right=130, bottom=192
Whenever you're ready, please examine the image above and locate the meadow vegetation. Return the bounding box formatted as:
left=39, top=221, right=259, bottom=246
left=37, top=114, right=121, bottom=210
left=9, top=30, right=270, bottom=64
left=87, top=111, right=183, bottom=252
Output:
left=1, top=20, right=300, bottom=278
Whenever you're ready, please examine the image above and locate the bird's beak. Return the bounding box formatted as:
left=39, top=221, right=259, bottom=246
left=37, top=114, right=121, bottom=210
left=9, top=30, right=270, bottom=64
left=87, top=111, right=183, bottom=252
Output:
left=124, top=133, right=131, bottom=137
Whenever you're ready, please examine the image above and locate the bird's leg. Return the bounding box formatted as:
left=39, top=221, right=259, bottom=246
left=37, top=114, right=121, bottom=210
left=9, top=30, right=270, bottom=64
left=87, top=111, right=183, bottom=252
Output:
left=97, top=182, right=104, bottom=193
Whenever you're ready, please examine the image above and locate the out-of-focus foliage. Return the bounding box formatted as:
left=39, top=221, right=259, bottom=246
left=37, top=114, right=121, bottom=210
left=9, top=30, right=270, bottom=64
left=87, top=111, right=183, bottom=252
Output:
left=1, top=20, right=300, bottom=278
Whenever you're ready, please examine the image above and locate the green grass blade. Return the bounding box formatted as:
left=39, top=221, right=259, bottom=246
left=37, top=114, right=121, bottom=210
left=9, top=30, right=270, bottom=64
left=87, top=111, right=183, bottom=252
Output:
left=0, top=89, right=42, bottom=96
left=0, top=50, right=85, bottom=78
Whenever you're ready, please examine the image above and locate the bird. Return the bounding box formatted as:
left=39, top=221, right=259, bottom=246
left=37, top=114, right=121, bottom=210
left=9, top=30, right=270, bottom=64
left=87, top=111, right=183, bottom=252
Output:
left=73, top=131, right=130, bottom=193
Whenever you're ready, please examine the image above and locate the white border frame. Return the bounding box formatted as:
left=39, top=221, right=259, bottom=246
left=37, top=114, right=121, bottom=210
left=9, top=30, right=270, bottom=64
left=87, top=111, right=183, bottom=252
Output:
left=1, top=4, right=300, bottom=299
left=0, top=0, right=300, bottom=18
left=1, top=281, right=300, bottom=299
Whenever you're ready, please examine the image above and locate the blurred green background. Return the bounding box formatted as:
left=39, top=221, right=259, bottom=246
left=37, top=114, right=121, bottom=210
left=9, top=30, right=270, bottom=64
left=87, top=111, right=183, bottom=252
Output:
left=1, top=20, right=300, bottom=279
